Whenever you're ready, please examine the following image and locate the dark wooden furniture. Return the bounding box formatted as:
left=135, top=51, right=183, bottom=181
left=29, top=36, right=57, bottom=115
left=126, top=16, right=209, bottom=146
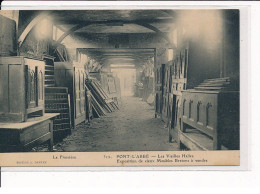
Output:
left=85, top=88, right=93, bottom=122
left=142, top=77, right=154, bottom=102
left=138, top=87, right=144, bottom=99
left=42, top=55, right=55, bottom=87
left=168, top=46, right=188, bottom=142
left=0, top=113, right=59, bottom=152
left=168, top=41, right=222, bottom=143
left=54, top=62, right=86, bottom=128
left=162, top=63, right=172, bottom=123
left=0, top=15, right=17, bottom=56
left=0, top=56, right=45, bottom=123
left=180, top=78, right=239, bottom=150
left=155, top=64, right=165, bottom=118
left=45, top=87, right=72, bottom=139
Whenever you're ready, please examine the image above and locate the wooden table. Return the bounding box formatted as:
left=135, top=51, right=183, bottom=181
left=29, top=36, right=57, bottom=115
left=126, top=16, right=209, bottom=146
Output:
left=0, top=113, right=59, bottom=152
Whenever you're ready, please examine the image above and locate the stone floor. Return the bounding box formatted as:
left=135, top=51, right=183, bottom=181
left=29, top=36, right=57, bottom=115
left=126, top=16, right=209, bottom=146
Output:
left=33, top=96, right=179, bottom=152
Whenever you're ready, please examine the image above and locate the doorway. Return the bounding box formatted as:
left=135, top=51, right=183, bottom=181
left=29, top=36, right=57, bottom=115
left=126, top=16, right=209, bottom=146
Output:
left=111, top=68, right=136, bottom=96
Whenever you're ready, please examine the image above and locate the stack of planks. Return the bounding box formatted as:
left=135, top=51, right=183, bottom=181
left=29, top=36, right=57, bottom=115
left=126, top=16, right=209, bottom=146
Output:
left=85, top=85, right=106, bottom=118
left=86, top=78, right=118, bottom=118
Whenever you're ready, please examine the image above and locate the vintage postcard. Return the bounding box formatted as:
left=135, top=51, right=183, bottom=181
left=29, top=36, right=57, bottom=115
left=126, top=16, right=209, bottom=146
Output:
left=0, top=8, right=244, bottom=167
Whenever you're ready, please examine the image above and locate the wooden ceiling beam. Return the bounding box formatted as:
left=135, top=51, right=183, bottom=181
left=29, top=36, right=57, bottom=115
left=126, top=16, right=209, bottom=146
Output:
left=53, top=18, right=174, bottom=26
left=88, top=51, right=154, bottom=54
left=78, top=48, right=155, bottom=53
left=18, top=11, right=53, bottom=47
left=55, top=20, right=175, bottom=48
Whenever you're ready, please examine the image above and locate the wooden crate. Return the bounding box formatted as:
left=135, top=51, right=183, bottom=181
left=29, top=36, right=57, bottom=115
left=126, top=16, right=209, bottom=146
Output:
left=0, top=56, right=45, bottom=122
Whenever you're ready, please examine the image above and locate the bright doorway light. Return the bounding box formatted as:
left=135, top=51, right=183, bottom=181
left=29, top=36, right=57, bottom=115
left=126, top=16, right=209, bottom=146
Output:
left=111, top=68, right=136, bottom=96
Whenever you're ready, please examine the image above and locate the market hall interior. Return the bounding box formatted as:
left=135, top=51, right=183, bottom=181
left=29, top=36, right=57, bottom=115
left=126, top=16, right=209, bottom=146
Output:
left=0, top=10, right=240, bottom=152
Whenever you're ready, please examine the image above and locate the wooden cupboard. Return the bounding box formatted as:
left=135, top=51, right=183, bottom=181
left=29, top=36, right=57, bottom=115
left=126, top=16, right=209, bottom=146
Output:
left=0, top=56, right=45, bottom=122
left=54, top=62, right=86, bottom=128
left=167, top=41, right=222, bottom=143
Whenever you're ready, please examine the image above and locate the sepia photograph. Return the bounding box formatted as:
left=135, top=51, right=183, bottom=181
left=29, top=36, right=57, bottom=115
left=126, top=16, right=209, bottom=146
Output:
left=0, top=8, right=241, bottom=166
